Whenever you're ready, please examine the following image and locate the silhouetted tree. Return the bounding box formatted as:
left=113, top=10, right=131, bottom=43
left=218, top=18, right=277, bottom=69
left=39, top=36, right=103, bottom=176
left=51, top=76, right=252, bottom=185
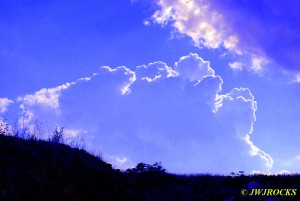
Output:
left=126, top=162, right=166, bottom=175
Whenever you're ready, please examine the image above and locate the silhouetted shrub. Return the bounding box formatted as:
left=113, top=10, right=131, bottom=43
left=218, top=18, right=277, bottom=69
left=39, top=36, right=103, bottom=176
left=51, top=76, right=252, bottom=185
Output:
left=126, top=162, right=166, bottom=175
left=50, top=126, right=64, bottom=143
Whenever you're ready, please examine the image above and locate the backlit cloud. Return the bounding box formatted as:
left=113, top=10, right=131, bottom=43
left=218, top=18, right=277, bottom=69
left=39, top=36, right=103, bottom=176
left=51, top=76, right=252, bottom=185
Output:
left=174, top=53, right=215, bottom=81
left=152, top=0, right=300, bottom=74
left=10, top=53, right=272, bottom=174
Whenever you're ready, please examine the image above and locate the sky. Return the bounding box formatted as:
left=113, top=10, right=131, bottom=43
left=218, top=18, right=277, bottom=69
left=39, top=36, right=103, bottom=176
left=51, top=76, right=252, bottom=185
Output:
left=1, top=0, right=300, bottom=174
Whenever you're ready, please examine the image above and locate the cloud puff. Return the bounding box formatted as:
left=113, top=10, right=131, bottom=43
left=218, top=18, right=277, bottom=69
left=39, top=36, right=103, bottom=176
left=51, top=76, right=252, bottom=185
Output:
left=136, top=61, right=177, bottom=82
left=12, top=53, right=272, bottom=174
left=0, top=98, right=13, bottom=114
left=174, top=53, right=215, bottom=81
left=152, top=0, right=231, bottom=49
left=151, top=0, right=300, bottom=73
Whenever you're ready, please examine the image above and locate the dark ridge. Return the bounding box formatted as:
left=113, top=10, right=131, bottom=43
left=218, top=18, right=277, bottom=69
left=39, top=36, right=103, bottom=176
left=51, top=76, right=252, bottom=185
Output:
left=0, top=134, right=128, bottom=201
left=0, top=134, right=300, bottom=201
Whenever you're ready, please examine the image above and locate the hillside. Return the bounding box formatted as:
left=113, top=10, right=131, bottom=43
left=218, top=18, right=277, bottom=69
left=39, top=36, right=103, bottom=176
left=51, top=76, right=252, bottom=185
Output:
left=0, top=134, right=299, bottom=201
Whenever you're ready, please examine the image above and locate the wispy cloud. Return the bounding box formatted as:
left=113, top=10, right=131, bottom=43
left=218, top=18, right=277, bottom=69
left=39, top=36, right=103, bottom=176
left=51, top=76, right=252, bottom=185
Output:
left=0, top=98, right=13, bottom=114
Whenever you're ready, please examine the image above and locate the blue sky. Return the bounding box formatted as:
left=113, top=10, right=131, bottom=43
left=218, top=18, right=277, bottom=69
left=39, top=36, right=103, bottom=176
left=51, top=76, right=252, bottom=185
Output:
left=1, top=0, right=300, bottom=174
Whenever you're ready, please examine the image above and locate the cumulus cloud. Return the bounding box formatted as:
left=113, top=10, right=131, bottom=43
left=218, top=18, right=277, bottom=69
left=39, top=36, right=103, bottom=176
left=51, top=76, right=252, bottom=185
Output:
left=9, top=53, right=273, bottom=173
left=0, top=98, right=13, bottom=114
left=215, top=87, right=273, bottom=169
left=151, top=0, right=300, bottom=73
left=15, top=73, right=101, bottom=127
left=136, top=61, right=177, bottom=82
left=174, top=53, right=214, bottom=81
left=16, top=82, right=75, bottom=126
left=98, top=66, right=136, bottom=95
left=18, top=83, right=74, bottom=109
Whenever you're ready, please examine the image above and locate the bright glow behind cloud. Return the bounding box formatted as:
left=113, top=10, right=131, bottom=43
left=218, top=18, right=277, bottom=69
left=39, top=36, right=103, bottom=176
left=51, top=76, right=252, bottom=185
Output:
left=12, top=53, right=273, bottom=173
left=152, top=0, right=231, bottom=49
left=152, top=0, right=300, bottom=74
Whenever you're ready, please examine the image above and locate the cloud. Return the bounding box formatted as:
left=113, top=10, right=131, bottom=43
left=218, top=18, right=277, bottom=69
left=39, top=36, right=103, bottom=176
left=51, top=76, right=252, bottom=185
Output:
left=16, top=73, right=99, bottom=127
left=251, top=169, right=293, bottom=176
left=16, top=82, right=75, bottom=126
left=215, top=87, right=273, bottom=169
left=0, top=98, right=13, bottom=114
left=293, top=73, right=300, bottom=83
left=136, top=61, right=177, bottom=82
left=174, top=53, right=214, bottom=81
left=229, top=62, right=243, bottom=71
left=9, top=53, right=272, bottom=173
left=151, top=0, right=300, bottom=73
left=152, top=0, right=230, bottom=49
left=98, top=66, right=136, bottom=95
left=18, top=82, right=75, bottom=110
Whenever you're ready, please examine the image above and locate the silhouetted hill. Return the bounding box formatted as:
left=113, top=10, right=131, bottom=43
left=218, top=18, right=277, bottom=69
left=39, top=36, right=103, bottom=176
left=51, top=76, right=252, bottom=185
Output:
left=0, top=134, right=300, bottom=201
left=0, top=134, right=129, bottom=201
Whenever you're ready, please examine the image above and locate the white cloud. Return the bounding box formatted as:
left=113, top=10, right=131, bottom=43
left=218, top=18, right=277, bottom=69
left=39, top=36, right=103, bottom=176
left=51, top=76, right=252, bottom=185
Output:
left=174, top=53, right=215, bottom=81
left=17, top=82, right=75, bottom=110
left=229, top=62, right=243, bottom=71
left=16, top=82, right=75, bottom=127
left=105, top=155, right=134, bottom=170
left=115, top=156, right=128, bottom=165
left=277, top=169, right=292, bottom=175
left=228, top=88, right=254, bottom=101
left=9, top=53, right=273, bottom=173
left=98, top=66, right=136, bottom=95
left=0, top=98, right=13, bottom=114
left=215, top=87, right=273, bottom=169
left=251, top=55, right=269, bottom=72
left=151, top=0, right=300, bottom=74
left=152, top=0, right=231, bottom=49
left=244, top=135, right=273, bottom=169
left=15, top=72, right=101, bottom=128
left=136, top=61, right=177, bottom=82
left=251, top=169, right=293, bottom=176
